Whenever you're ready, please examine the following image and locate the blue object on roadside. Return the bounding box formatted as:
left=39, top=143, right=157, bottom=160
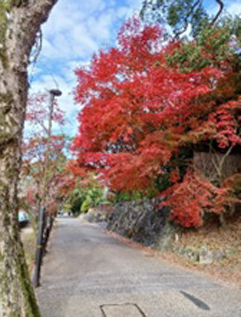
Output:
left=18, top=210, right=30, bottom=225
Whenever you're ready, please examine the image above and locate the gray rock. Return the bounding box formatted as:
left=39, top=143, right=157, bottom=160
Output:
left=199, top=247, right=213, bottom=264
left=178, top=246, right=185, bottom=254
left=213, top=250, right=224, bottom=261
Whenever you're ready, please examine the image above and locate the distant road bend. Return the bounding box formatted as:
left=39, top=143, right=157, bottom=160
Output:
left=37, top=218, right=241, bottom=317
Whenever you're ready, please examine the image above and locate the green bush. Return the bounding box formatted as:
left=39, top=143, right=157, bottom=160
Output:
left=80, top=198, right=92, bottom=213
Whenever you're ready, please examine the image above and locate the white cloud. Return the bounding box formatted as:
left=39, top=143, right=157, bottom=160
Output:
left=225, top=1, right=241, bottom=15
left=30, top=0, right=143, bottom=137
left=87, top=11, right=114, bottom=41
left=40, top=0, right=143, bottom=61
left=29, top=72, right=78, bottom=136
left=207, top=0, right=241, bottom=17
left=125, top=0, right=142, bottom=10
left=28, top=0, right=240, bottom=141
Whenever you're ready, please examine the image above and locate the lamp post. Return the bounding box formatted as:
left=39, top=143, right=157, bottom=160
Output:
left=33, top=88, right=62, bottom=287
left=42, top=89, right=62, bottom=207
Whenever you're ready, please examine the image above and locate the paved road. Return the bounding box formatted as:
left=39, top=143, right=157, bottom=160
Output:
left=37, top=218, right=241, bottom=317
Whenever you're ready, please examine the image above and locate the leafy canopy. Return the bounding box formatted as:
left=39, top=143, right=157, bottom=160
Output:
left=73, top=17, right=241, bottom=227
left=140, top=0, right=226, bottom=37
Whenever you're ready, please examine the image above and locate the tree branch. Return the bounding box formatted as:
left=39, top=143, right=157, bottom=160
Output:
left=31, top=29, right=42, bottom=64
left=211, top=0, right=224, bottom=25
left=175, top=0, right=202, bottom=38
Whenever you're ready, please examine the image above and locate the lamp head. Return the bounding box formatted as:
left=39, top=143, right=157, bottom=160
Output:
left=49, top=89, right=62, bottom=97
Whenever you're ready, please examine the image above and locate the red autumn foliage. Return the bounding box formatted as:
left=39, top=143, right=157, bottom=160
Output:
left=23, top=135, right=69, bottom=210
left=26, top=92, right=64, bottom=135
left=67, top=160, right=87, bottom=178
left=160, top=169, right=238, bottom=227
left=73, top=18, right=241, bottom=227
left=22, top=92, right=71, bottom=212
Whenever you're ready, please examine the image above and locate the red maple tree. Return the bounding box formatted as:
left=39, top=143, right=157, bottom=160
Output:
left=73, top=18, right=241, bottom=227
left=22, top=93, right=69, bottom=214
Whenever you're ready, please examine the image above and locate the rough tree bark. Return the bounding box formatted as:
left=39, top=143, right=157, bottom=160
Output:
left=0, top=1, right=58, bottom=316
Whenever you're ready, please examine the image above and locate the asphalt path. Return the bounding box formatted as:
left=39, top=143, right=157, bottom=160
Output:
left=37, top=217, right=241, bottom=317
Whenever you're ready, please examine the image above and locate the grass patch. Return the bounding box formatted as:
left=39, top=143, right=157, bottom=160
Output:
left=21, top=228, right=36, bottom=273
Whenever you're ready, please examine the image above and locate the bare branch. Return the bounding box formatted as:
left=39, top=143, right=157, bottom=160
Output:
left=211, top=0, right=224, bottom=25
left=31, top=29, right=42, bottom=64
left=175, top=0, right=202, bottom=38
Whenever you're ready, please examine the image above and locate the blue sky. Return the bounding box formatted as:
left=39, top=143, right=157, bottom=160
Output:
left=29, top=0, right=142, bottom=137
left=29, top=0, right=241, bottom=138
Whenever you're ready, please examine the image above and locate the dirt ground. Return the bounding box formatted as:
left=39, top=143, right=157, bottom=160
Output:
left=170, top=215, right=241, bottom=287
left=104, top=214, right=241, bottom=289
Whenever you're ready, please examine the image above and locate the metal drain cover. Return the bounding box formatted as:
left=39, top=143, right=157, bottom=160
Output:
left=100, top=303, right=146, bottom=317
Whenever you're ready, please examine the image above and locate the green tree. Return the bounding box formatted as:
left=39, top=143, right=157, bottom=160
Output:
left=64, top=173, right=106, bottom=216
left=140, top=0, right=225, bottom=37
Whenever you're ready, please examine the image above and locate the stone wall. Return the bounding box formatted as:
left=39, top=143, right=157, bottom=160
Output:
left=106, top=200, right=227, bottom=264
left=107, top=199, right=172, bottom=246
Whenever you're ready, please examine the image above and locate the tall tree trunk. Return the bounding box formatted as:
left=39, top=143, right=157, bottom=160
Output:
left=0, top=1, right=58, bottom=316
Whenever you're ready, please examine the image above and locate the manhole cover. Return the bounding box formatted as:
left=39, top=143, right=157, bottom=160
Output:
left=100, top=303, right=146, bottom=317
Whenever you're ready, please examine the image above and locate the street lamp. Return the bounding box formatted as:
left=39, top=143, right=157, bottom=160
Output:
left=49, top=89, right=62, bottom=113
left=49, top=89, right=62, bottom=97
left=43, top=88, right=62, bottom=203
left=33, top=87, right=62, bottom=287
